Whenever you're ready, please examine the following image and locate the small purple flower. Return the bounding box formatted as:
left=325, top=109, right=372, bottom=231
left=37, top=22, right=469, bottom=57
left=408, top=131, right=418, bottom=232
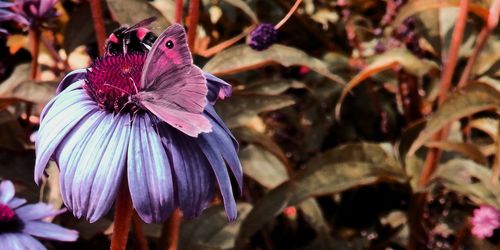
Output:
left=0, top=180, right=78, bottom=249
left=248, top=23, right=278, bottom=51
left=471, top=205, right=500, bottom=239
left=35, top=54, right=241, bottom=223
left=0, top=0, right=58, bottom=30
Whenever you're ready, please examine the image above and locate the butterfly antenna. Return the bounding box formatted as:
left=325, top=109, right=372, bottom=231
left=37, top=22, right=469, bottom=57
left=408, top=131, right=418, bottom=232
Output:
left=128, top=77, right=139, bottom=94
left=103, top=83, right=132, bottom=95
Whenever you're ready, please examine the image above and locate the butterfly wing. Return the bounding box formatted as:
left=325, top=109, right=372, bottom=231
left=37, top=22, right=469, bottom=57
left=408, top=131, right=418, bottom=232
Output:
left=137, top=24, right=210, bottom=137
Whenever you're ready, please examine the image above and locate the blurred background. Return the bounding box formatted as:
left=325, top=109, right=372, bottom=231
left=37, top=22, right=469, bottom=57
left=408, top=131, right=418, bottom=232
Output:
left=0, top=0, right=499, bottom=249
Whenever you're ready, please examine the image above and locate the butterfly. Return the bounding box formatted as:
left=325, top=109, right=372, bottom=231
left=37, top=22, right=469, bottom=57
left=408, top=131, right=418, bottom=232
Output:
left=114, top=23, right=212, bottom=138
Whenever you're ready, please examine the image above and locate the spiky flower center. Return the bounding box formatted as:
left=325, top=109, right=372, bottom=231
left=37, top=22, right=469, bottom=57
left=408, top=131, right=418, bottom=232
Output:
left=0, top=203, right=23, bottom=233
left=84, top=54, right=146, bottom=113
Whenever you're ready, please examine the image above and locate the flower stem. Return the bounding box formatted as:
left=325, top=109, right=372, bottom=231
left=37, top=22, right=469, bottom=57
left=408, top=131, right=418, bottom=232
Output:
left=175, top=0, right=183, bottom=24
left=417, top=0, right=469, bottom=188
left=275, top=0, right=302, bottom=29
left=159, top=209, right=182, bottom=250
left=110, top=180, right=133, bottom=250
left=187, top=0, right=199, bottom=50
left=132, top=212, right=148, bottom=250
left=90, top=0, right=107, bottom=56
left=29, top=28, right=40, bottom=80
left=197, top=25, right=255, bottom=57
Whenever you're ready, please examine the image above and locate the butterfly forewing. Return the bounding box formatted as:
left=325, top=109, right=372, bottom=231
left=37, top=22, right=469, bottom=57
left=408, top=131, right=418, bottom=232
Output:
left=137, top=24, right=211, bottom=137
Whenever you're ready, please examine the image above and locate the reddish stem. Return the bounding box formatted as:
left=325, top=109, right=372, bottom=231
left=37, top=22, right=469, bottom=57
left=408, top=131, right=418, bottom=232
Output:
left=275, top=0, right=302, bottom=29
left=159, top=209, right=182, bottom=250
left=457, top=27, right=490, bottom=88
left=90, top=0, right=107, bottom=56
left=187, top=0, right=199, bottom=50
left=175, top=0, right=183, bottom=24
left=110, top=180, right=134, bottom=250
left=132, top=212, right=149, bottom=250
left=418, top=0, right=469, bottom=188
left=29, top=29, right=40, bottom=80
left=437, top=0, right=469, bottom=104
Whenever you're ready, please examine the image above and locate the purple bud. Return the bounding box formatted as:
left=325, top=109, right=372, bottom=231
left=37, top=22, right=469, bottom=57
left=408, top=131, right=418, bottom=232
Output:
left=248, top=23, right=278, bottom=51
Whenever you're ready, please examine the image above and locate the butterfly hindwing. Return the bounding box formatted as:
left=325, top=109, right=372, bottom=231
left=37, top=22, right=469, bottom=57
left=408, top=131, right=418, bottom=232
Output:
left=137, top=24, right=210, bottom=137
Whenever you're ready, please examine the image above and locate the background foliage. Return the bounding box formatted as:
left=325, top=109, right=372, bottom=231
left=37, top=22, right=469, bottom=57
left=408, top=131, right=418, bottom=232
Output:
left=0, top=0, right=499, bottom=249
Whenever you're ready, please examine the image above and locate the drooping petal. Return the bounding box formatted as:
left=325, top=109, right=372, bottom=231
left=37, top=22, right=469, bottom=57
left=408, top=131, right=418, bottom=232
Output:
left=201, top=108, right=242, bottom=191
left=55, top=69, right=87, bottom=94
left=158, top=124, right=216, bottom=218
left=54, top=112, right=129, bottom=222
left=35, top=86, right=96, bottom=184
left=41, top=80, right=84, bottom=121
left=15, top=203, right=64, bottom=221
left=128, top=113, right=175, bottom=223
left=22, top=221, right=78, bottom=241
left=204, top=105, right=238, bottom=149
left=197, top=136, right=237, bottom=220
left=0, top=180, right=15, bottom=204
left=204, top=73, right=232, bottom=103
left=0, top=233, right=46, bottom=250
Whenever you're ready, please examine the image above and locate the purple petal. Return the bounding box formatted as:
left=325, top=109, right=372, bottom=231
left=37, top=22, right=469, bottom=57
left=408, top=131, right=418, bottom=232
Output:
left=204, top=105, right=238, bottom=149
left=128, top=113, right=175, bottom=223
left=35, top=87, right=96, bottom=184
left=197, top=136, right=237, bottom=220
left=201, top=108, right=242, bottom=191
left=23, top=221, right=78, bottom=241
left=0, top=2, right=16, bottom=8
left=0, top=180, right=15, bottom=204
left=15, top=203, right=64, bottom=221
left=159, top=124, right=216, bottom=218
left=54, top=112, right=129, bottom=222
left=38, top=0, right=57, bottom=16
left=55, top=69, right=87, bottom=94
left=204, top=73, right=232, bottom=104
left=0, top=233, right=46, bottom=250
left=8, top=197, right=27, bottom=208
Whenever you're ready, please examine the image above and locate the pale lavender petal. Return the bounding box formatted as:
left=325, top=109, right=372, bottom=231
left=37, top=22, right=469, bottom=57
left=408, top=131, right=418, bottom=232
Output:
left=23, top=221, right=78, bottom=241
left=0, top=28, right=7, bottom=35
left=8, top=197, right=26, bottom=208
left=53, top=110, right=106, bottom=215
left=0, top=233, right=46, bottom=250
left=201, top=109, right=242, bottom=191
left=35, top=87, right=96, bottom=184
left=41, top=79, right=84, bottom=120
left=204, top=73, right=232, bottom=103
left=54, top=112, right=128, bottom=222
left=0, top=2, right=16, bottom=8
left=0, top=180, right=15, bottom=203
left=159, top=124, right=216, bottom=218
left=15, top=203, right=65, bottom=221
left=128, top=113, right=175, bottom=223
left=197, top=136, right=237, bottom=220
left=55, top=69, right=87, bottom=94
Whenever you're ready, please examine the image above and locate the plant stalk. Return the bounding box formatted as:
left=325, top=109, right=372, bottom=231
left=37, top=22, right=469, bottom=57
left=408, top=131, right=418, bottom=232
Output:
left=187, top=0, right=199, bottom=50
left=175, top=0, right=183, bottom=24
left=110, top=180, right=134, bottom=250
left=275, top=0, right=303, bottom=29
left=132, top=212, right=149, bottom=250
left=90, top=0, right=107, bottom=56
left=29, top=28, right=40, bottom=80
left=159, top=209, right=182, bottom=250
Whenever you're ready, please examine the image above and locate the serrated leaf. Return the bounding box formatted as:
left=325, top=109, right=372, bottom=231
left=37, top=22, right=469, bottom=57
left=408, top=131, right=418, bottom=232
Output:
left=408, top=82, right=500, bottom=155
left=105, top=0, right=170, bottom=33
left=239, top=145, right=289, bottom=189
left=430, top=159, right=500, bottom=208
left=335, top=48, right=438, bottom=119
left=179, top=203, right=252, bottom=250
left=203, top=44, right=345, bottom=85
left=235, top=143, right=408, bottom=247
left=216, top=94, right=295, bottom=128
left=222, top=0, right=258, bottom=23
